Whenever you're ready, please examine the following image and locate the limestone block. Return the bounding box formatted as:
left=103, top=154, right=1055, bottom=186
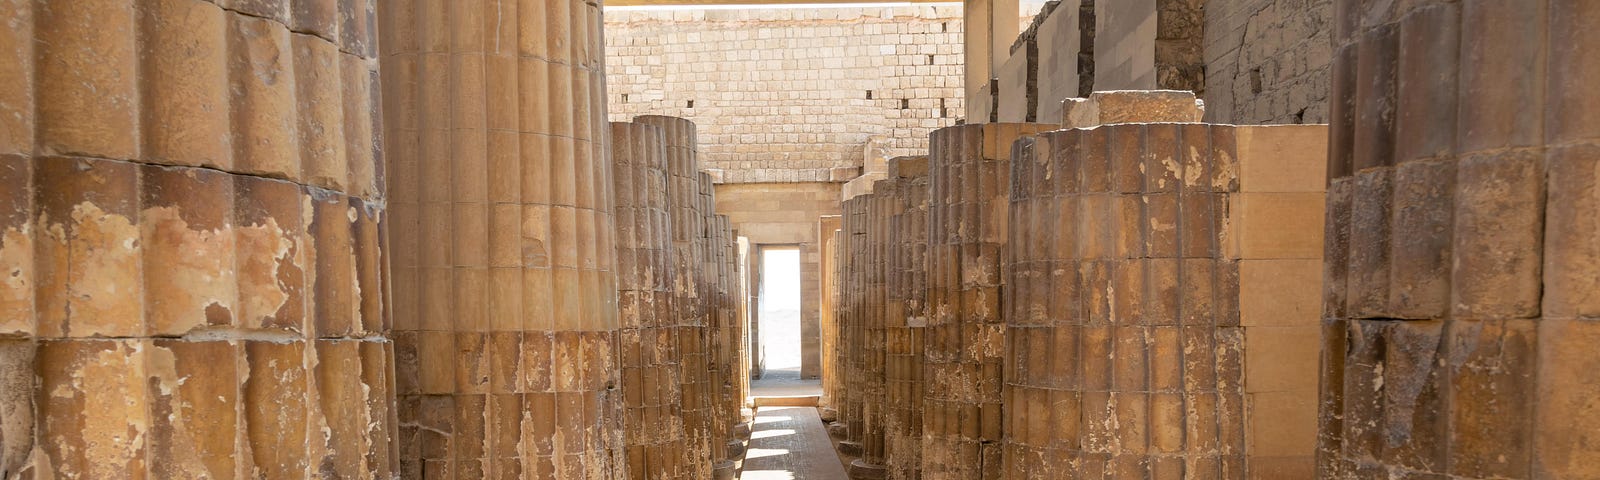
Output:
left=139, top=0, right=232, bottom=169
left=1034, top=4, right=1080, bottom=125
left=35, top=0, right=139, bottom=159
left=1061, top=90, right=1205, bottom=129
left=997, top=40, right=1038, bottom=122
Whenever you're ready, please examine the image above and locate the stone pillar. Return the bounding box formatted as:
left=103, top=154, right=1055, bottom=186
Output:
left=922, top=123, right=1053, bottom=480
left=0, top=0, right=393, bottom=477
left=1322, top=1, right=1600, bottom=478
left=1004, top=104, right=1326, bottom=477
left=819, top=216, right=844, bottom=422
left=634, top=115, right=715, bottom=477
left=884, top=156, right=932, bottom=480
left=382, top=1, right=624, bottom=478
left=713, top=214, right=748, bottom=467
left=838, top=194, right=870, bottom=457
left=848, top=177, right=897, bottom=480
left=611, top=122, right=691, bottom=480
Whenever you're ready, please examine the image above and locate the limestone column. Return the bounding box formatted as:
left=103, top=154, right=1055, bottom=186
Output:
left=1003, top=93, right=1326, bottom=477
left=820, top=221, right=845, bottom=423
left=884, top=156, right=931, bottom=480
left=1322, top=1, right=1600, bottom=478
left=382, top=1, right=625, bottom=478
left=837, top=194, right=869, bottom=457
left=713, top=214, right=748, bottom=465
left=0, top=0, right=394, bottom=477
left=921, top=122, right=1052, bottom=480
left=633, top=115, right=714, bottom=477
left=847, top=181, right=894, bottom=480
left=611, top=122, right=691, bottom=480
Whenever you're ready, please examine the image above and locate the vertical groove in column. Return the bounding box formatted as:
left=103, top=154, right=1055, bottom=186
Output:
left=922, top=123, right=1052, bottom=480
left=384, top=0, right=622, bottom=478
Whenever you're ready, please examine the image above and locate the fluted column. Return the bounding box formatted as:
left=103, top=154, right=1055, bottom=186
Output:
left=921, top=122, right=1052, bottom=480
left=0, top=0, right=393, bottom=477
left=382, top=1, right=624, bottom=478
left=1322, top=1, right=1600, bottom=478
left=884, top=156, right=931, bottom=480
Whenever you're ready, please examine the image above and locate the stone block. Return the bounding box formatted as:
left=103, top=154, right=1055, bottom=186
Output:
left=1061, top=90, right=1204, bottom=129
left=1227, top=192, right=1326, bottom=260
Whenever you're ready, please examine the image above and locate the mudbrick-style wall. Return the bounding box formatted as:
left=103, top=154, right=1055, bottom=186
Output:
left=0, top=0, right=392, bottom=478
left=1321, top=0, right=1600, bottom=478
left=381, top=0, right=630, bottom=477
left=605, top=6, right=967, bottom=183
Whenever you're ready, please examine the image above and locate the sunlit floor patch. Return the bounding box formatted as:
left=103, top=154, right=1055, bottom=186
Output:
left=738, top=406, right=848, bottom=480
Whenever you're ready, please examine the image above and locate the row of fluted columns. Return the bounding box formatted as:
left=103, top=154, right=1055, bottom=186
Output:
left=826, top=91, right=1332, bottom=479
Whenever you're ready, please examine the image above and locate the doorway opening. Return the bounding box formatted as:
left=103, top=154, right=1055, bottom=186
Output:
left=756, top=246, right=803, bottom=380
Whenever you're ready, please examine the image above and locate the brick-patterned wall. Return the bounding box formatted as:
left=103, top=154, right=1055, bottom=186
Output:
left=605, top=7, right=966, bottom=184
left=1202, top=0, right=1334, bottom=125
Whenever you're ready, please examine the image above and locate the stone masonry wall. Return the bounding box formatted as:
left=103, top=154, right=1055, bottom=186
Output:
left=606, top=6, right=966, bottom=183
left=1202, top=0, right=1334, bottom=125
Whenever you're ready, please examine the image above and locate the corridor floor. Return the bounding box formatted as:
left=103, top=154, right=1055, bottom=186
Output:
left=737, top=406, right=848, bottom=480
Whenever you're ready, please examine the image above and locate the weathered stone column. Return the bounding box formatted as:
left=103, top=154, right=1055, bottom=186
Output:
left=0, top=0, right=394, bottom=477
left=383, top=1, right=625, bottom=477
left=712, top=214, right=748, bottom=466
left=884, top=156, right=931, bottom=480
left=611, top=122, right=692, bottom=479
left=847, top=178, right=896, bottom=480
left=838, top=194, right=869, bottom=457
left=820, top=218, right=844, bottom=422
left=922, top=122, right=1053, bottom=480
left=634, top=115, right=715, bottom=477
left=1321, top=1, right=1600, bottom=478
left=1003, top=98, right=1326, bottom=477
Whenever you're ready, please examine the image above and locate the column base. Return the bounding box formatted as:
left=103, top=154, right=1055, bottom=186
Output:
left=827, top=422, right=848, bottom=438
left=819, top=407, right=839, bottom=422
left=726, top=438, right=747, bottom=458
left=837, top=440, right=863, bottom=457
left=848, top=459, right=888, bottom=479
left=712, top=460, right=738, bottom=480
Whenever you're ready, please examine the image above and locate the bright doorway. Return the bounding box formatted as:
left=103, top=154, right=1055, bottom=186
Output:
left=756, top=247, right=803, bottom=379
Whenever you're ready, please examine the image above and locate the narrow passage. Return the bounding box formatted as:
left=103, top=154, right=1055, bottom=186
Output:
left=738, top=406, right=849, bottom=480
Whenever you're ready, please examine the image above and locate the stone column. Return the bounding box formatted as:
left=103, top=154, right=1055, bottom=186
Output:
left=611, top=122, right=692, bottom=480
left=922, top=122, right=1053, bottom=480
left=1321, top=1, right=1600, bottom=478
left=382, top=0, right=624, bottom=477
left=820, top=218, right=844, bottom=422
left=713, top=214, right=748, bottom=467
left=1003, top=93, right=1326, bottom=477
left=634, top=115, right=715, bottom=477
left=838, top=194, right=870, bottom=457
left=0, top=0, right=394, bottom=477
left=884, top=156, right=932, bottom=480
